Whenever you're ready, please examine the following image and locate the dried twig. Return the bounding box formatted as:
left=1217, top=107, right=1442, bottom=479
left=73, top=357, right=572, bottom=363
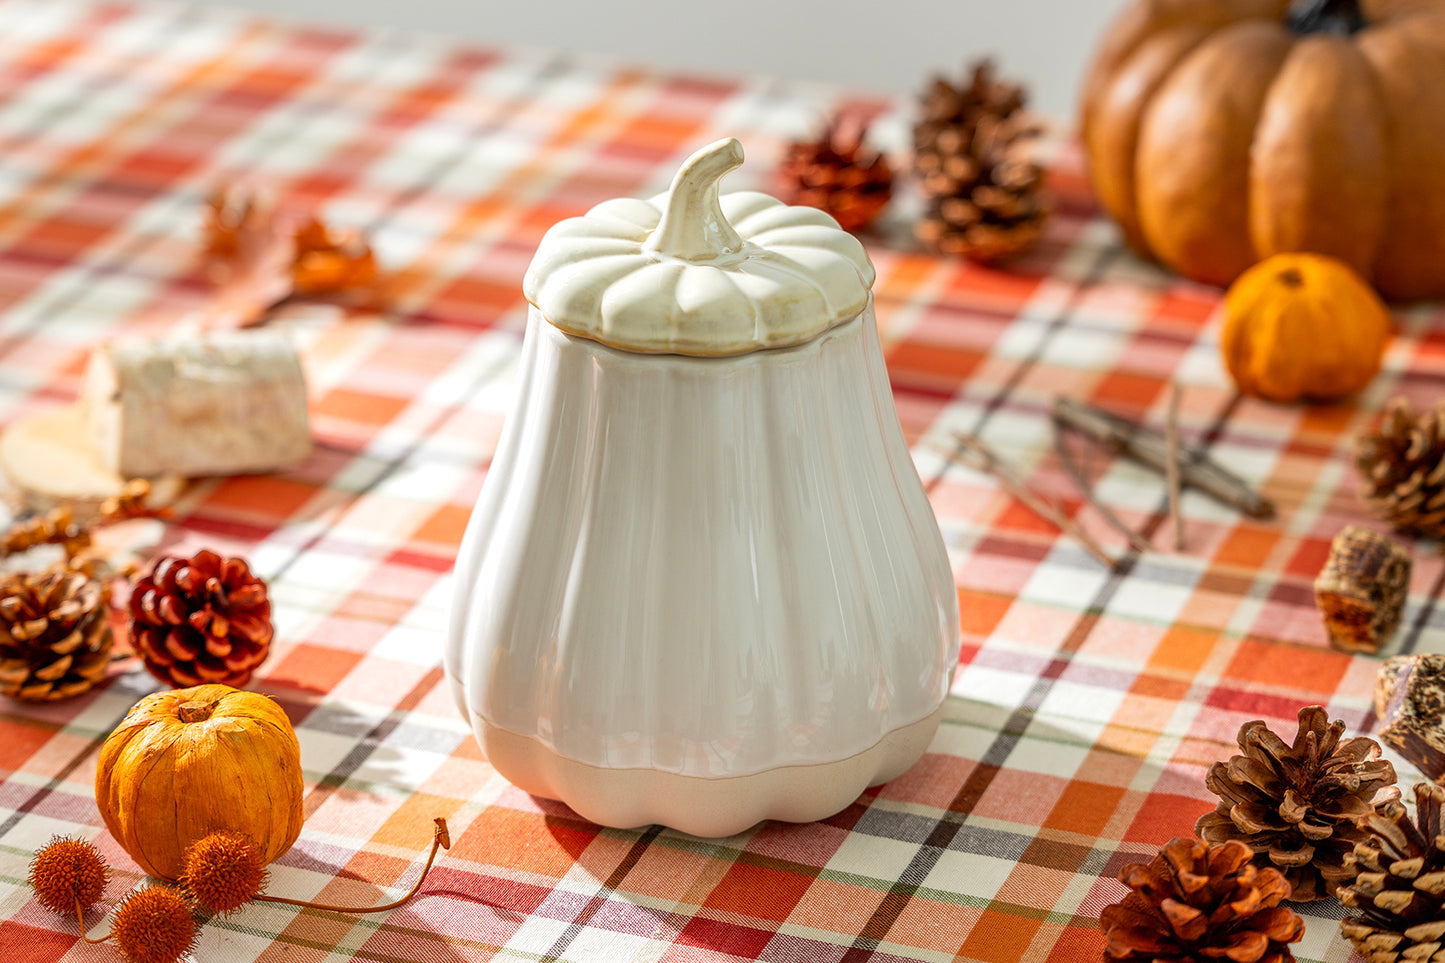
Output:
left=1165, top=384, right=1184, bottom=550
left=1051, top=425, right=1150, bottom=553
left=1051, top=397, right=1274, bottom=519
left=943, top=431, right=1116, bottom=569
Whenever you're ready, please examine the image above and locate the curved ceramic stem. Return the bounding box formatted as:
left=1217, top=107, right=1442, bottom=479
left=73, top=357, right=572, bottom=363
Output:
left=643, top=138, right=746, bottom=261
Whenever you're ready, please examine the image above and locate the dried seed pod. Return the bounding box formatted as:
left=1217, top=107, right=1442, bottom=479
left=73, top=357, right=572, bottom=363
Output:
left=181, top=831, right=267, bottom=916
left=109, top=884, right=197, bottom=963
left=1315, top=525, right=1411, bottom=654
left=27, top=836, right=111, bottom=916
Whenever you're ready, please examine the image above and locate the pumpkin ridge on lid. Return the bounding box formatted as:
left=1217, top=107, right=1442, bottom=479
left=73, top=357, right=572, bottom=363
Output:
left=522, top=138, right=875, bottom=356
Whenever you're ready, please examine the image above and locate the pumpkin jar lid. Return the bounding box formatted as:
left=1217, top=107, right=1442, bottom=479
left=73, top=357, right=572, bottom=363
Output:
left=522, top=138, right=876, bottom=356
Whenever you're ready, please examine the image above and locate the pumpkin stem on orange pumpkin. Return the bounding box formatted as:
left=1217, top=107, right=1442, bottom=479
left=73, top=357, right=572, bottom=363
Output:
left=175, top=701, right=213, bottom=724
left=1286, top=0, right=1365, bottom=35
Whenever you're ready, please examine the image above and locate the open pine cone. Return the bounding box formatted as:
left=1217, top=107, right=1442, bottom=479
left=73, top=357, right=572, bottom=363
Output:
left=1195, top=705, right=1399, bottom=900
left=129, top=550, right=273, bottom=688
left=776, top=115, right=893, bottom=233
left=1101, top=837, right=1304, bottom=962
left=913, top=59, right=1048, bottom=263
left=1341, top=782, right=1445, bottom=962
left=1356, top=397, right=1445, bottom=539
left=0, top=566, right=113, bottom=701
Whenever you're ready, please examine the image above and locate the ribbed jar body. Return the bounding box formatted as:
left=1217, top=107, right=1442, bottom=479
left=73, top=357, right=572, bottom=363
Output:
left=445, top=301, right=959, bottom=834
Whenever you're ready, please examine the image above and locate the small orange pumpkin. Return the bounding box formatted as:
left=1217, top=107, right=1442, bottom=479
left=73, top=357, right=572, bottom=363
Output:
left=1219, top=252, right=1390, bottom=403
left=95, top=684, right=304, bottom=881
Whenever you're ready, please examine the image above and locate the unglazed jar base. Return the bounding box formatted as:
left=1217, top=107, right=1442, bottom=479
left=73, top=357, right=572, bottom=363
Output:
left=474, top=704, right=946, bottom=838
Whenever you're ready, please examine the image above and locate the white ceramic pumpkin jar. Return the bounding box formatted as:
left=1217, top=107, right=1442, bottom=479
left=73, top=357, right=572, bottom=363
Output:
left=446, top=139, right=960, bottom=837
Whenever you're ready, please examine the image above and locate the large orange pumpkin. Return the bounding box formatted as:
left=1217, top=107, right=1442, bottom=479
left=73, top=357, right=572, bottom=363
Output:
left=95, top=684, right=304, bottom=881
left=1081, top=0, right=1445, bottom=300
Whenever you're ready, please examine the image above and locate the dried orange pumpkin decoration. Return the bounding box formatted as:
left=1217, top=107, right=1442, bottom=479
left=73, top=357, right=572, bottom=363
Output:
left=1218, top=252, right=1389, bottom=404
left=95, top=684, right=304, bottom=882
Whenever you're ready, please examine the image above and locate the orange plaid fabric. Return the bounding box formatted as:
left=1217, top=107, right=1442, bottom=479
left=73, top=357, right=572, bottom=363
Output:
left=0, top=3, right=1440, bottom=962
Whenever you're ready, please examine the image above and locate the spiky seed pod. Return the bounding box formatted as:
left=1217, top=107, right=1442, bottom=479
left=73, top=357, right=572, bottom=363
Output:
left=1340, top=782, right=1445, bottom=962
left=129, top=549, right=273, bottom=688
left=1195, top=705, right=1399, bottom=900
left=181, top=831, right=267, bottom=915
left=110, top=885, right=197, bottom=963
left=776, top=115, right=894, bottom=233
left=0, top=566, right=113, bottom=701
left=1356, top=397, right=1445, bottom=539
left=1100, top=837, right=1304, bottom=962
left=27, top=836, right=111, bottom=915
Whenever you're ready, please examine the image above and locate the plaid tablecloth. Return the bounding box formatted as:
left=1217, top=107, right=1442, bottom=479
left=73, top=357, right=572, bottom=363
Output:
left=1, top=2, right=1442, bottom=961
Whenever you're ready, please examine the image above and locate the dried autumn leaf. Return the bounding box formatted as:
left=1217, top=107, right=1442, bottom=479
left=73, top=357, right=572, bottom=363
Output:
left=200, top=186, right=297, bottom=327
left=292, top=216, right=378, bottom=296
left=200, top=185, right=381, bottom=327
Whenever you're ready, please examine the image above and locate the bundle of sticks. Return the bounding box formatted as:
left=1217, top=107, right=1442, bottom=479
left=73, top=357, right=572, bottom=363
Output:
left=936, top=389, right=1273, bottom=570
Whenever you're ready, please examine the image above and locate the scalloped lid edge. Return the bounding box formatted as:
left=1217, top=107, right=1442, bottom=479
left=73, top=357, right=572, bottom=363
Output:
left=522, top=138, right=875, bottom=356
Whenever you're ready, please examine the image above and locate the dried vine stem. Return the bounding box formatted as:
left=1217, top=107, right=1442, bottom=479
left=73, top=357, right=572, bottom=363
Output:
left=253, top=817, right=450, bottom=914
left=73, top=896, right=112, bottom=945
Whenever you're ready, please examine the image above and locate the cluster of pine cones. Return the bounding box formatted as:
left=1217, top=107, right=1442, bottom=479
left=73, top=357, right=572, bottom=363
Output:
left=1100, top=705, right=1445, bottom=963
left=0, top=539, right=273, bottom=702
left=0, top=480, right=274, bottom=703
left=775, top=59, right=1048, bottom=264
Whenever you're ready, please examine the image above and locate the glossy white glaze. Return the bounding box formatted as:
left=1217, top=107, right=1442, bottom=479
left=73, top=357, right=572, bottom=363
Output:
left=522, top=138, right=874, bottom=356
left=447, top=139, right=958, bottom=834
left=446, top=303, right=959, bottom=789
left=470, top=707, right=945, bottom=838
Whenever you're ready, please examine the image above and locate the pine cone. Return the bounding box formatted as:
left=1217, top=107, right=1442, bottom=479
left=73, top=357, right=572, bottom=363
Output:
left=0, top=567, right=113, bottom=701
left=1195, top=705, right=1399, bottom=900
left=1356, top=397, right=1445, bottom=538
left=1340, top=782, right=1445, bottom=962
left=776, top=115, right=893, bottom=233
left=1101, top=837, right=1304, bottom=962
left=129, top=550, right=273, bottom=688
left=912, top=60, right=1048, bottom=263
